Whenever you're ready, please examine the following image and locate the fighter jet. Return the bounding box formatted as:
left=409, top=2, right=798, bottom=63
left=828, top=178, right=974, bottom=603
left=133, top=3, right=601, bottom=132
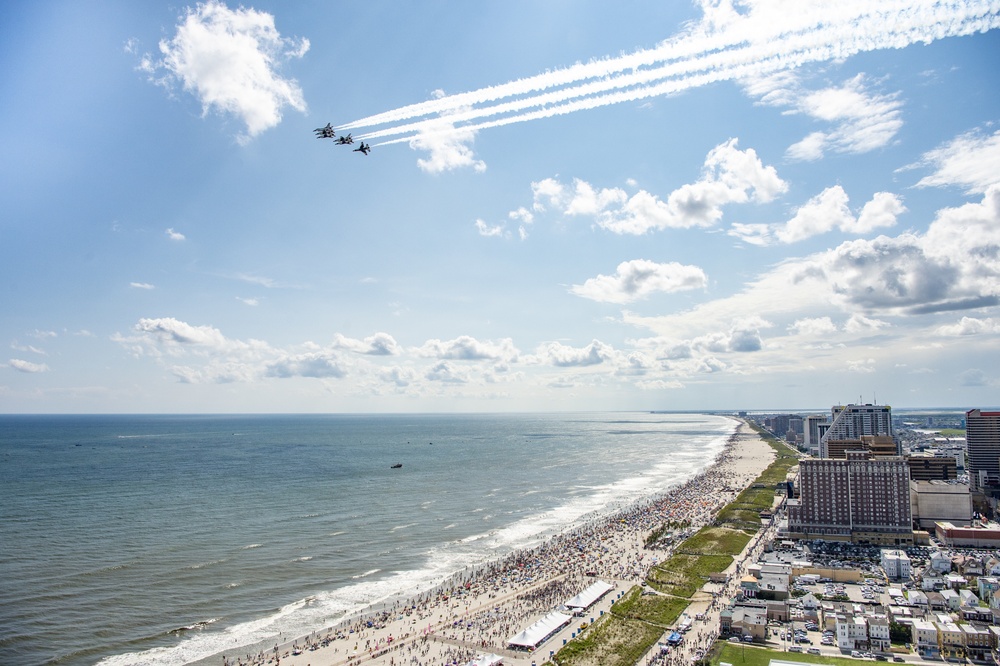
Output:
left=353, top=142, right=371, bottom=155
left=334, top=134, right=354, bottom=145
left=313, top=123, right=335, bottom=139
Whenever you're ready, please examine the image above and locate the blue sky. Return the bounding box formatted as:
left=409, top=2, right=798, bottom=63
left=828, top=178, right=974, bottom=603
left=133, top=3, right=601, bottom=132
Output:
left=3, top=0, right=1000, bottom=413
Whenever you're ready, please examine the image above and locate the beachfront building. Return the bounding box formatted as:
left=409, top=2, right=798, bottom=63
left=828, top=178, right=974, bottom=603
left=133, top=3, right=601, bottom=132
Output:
left=819, top=404, right=893, bottom=457
left=803, top=414, right=827, bottom=456
left=786, top=452, right=913, bottom=545
left=967, top=409, right=1000, bottom=493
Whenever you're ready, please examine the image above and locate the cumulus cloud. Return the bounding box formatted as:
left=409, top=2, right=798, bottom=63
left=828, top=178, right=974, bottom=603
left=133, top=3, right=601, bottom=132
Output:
left=166, top=228, right=186, bottom=241
left=266, top=351, right=346, bottom=379
left=789, top=317, right=837, bottom=336
left=844, top=314, right=891, bottom=333
left=132, top=317, right=229, bottom=349
left=142, top=0, right=309, bottom=142
left=419, top=336, right=519, bottom=362
left=815, top=185, right=1000, bottom=315
left=379, top=365, right=417, bottom=387
left=847, top=358, right=877, bottom=373
left=936, top=317, right=1000, bottom=336
left=425, top=360, right=469, bottom=383
left=334, top=332, right=401, bottom=356
left=910, top=128, right=1000, bottom=194
left=8, top=359, right=50, bottom=373
left=570, top=259, right=707, bottom=304
left=529, top=139, right=785, bottom=235
left=539, top=340, right=613, bottom=367
left=774, top=186, right=905, bottom=243
left=628, top=185, right=1000, bottom=379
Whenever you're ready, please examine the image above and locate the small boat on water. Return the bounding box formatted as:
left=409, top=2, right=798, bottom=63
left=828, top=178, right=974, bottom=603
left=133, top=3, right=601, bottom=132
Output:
left=390, top=463, right=402, bottom=469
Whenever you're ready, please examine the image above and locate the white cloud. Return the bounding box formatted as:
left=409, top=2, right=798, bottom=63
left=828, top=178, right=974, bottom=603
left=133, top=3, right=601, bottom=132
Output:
left=509, top=207, right=534, bottom=240
left=166, top=228, right=186, bottom=241
left=531, top=178, right=566, bottom=211
left=266, top=351, right=346, bottom=379
left=789, top=317, right=837, bottom=336
left=419, top=336, right=519, bottom=362
left=131, top=317, right=230, bottom=349
left=777, top=74, right=904, bottom=161
left=11, top=342, right=46, bottom=355
left=475, top=219, right=505, bottom=237
left=727, top=222, right=773, bottom=246
left=130, top=282, right=156, bottom=290
left=539, top=340, right=613, bottom=367
left=334, top=332, right=401, bottom=356
left=936, top=317, right=1000, bottom=336
left=570, top=259, right=707, bottom=304
left=844, top=314, right=890, bottom=333
left=626, top=187, right=1000, bottom=363
left=531, top=139, right=786, bottom=235
left=775, top=186, right=905, bottom=243
left=425, top=360, right=469, bottom=383
left=236, top=297, right=259, bottom=306
left=847, top=358, right=877, bottom=373
left=380, top=365, right=418, bottom=387
left=144, top=0, right=309, bottom=142
left=910, top=128, right=1000, bottom=194
left=410, top=120, right=486, bottom=174
left=8, top=359, right=50, bottom=373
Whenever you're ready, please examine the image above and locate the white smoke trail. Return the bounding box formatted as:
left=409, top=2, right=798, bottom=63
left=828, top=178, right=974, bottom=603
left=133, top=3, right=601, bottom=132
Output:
left=338, top=0, right=1000, bottom=147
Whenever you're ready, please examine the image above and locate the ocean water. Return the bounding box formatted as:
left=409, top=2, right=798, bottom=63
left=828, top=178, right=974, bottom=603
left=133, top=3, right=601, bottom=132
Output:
left=0, top=412, right=735, bottom=666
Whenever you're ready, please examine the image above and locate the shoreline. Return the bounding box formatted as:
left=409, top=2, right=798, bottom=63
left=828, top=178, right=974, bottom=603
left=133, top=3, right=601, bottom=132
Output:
left=214, top=418, right=776, bottom=666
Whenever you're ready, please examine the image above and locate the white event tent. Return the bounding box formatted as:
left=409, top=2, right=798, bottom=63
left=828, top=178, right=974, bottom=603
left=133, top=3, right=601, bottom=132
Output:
left=466, top=653, right=503, bottom=666
left=506, top=611, right=572, bottom=650
left=564, top=580, right=614, bottom=612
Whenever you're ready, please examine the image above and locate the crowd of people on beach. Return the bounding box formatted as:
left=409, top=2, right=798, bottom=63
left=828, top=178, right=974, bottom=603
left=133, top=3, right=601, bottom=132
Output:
left=220, top=423, right=773, bottom=666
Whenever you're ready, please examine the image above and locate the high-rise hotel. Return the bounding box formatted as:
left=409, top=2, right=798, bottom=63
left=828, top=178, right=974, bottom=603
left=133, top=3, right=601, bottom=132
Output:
left=967, top=409, right=1000, bottom=493
left=787, top=451, right=913, bottom=545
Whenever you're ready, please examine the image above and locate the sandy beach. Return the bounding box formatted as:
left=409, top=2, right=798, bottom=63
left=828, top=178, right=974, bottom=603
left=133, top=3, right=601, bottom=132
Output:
left=220, top=418, right=776, bottom=666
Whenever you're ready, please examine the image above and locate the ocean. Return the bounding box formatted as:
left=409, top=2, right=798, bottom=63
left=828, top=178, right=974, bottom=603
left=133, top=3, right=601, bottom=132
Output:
left=0, top=412, right=735, bottom=666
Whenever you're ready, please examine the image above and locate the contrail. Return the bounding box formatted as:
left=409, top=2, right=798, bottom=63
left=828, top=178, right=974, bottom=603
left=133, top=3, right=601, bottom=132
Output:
left=337, top=0, right=1000, bottom=146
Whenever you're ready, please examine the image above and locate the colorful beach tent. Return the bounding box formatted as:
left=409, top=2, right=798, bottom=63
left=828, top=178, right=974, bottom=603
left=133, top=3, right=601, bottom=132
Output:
left=466, top=654, right=503, bottom=666
left=507, top=611, right=572, bottom=649
left=563, top=580, right=614, bottom=611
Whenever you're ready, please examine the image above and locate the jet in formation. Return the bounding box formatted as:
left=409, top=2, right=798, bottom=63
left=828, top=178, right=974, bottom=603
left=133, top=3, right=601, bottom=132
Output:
left=313, top=123, right=335, bottom=139
left=314, top=125, right=368, bottom=154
